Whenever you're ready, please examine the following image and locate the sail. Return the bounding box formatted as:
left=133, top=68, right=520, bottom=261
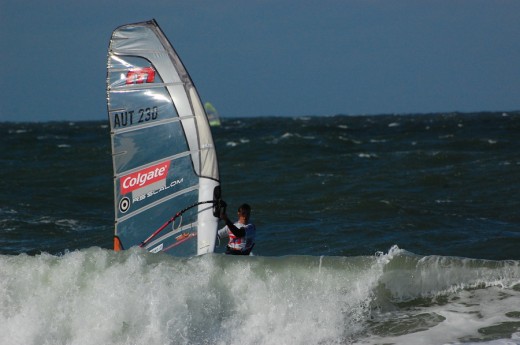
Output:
left=204, top=102, right=221, bottom=127
left=106, top=20, right=220, bottom=256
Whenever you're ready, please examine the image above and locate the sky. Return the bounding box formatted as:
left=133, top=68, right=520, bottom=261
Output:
left=1, top=0, right=519, bottom=122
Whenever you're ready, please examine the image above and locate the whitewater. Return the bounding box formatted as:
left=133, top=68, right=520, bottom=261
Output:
left=0, top=246, right=519, bottom=345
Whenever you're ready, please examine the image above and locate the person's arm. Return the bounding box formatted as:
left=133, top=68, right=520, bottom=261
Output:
left=225, top=218, right=245, bottom=237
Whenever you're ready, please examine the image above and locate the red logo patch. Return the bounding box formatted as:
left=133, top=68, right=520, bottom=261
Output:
left=126, top=67, right=155, bottom=85
left=120, top=161, right=171, bottom=194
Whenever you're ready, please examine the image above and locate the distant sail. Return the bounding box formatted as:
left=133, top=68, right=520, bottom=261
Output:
left=204, top=102, right=221, bottom=127
left=106, top=20, right=221, bottom=256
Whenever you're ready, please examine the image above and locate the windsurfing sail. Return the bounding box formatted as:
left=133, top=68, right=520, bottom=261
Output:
left=106, top=19, right=221, bottom=256
left=204, top=102, right=221, bottom=127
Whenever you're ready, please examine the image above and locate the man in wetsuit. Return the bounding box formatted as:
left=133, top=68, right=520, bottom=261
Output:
left=218, top=203, right=256, bottom=255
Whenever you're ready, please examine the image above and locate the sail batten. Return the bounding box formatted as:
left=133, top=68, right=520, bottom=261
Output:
left=109, top=115, right=192, bottom=135
left=109, top=82, right=186, bottom=91
left=106, top=19, right=220, bottom=256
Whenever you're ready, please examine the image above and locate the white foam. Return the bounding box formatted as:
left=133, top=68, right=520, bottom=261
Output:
left=358, top=153, right=378, bottom=158
left=0, top=249, right=380, bottom=345
left=1, top=247, right=519, bottom=345
left=356, top=247, right=520, bottom=345
left=356, top=286, right=520, bottom=345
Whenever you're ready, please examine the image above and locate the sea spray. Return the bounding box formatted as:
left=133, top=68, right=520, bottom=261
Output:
left=0, top=248, right=385, bottom=345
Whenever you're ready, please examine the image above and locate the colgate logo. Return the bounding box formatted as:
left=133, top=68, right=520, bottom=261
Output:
left=120, top=161, right=171, bottom=194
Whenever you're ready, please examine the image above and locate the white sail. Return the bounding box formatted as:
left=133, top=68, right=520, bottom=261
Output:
left=106, top=20, right=220, bottom=256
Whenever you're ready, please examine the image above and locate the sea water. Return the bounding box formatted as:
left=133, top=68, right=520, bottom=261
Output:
left=1, top=112, right=519, bottom=344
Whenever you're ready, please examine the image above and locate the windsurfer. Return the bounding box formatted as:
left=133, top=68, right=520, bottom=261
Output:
left=218, top=203, right=256, bottom=255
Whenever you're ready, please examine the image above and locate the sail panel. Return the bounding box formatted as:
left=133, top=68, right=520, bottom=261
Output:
left=117, top=187, right=199, bottom=256
left=111, top=121, right=189, bottom=173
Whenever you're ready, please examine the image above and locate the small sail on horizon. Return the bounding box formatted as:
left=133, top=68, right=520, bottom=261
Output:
left=106, top=20, right=221, bottom=256
left=204, top=102, right=221, bottom=127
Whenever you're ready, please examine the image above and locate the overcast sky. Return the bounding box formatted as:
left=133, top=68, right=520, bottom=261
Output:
left=1, top=0, right=519, bottom=122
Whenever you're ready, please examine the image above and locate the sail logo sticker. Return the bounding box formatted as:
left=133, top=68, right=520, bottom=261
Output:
left=149, top=243, right=163, bottom=253
left=119, top=197, right=131, bottom=213
left=120, top=161, right=171, bottom=195
left=126, top=67, right=155, bottom=84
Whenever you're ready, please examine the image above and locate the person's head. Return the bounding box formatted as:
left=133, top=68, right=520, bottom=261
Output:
left=237, top=203, right=251, bottom=221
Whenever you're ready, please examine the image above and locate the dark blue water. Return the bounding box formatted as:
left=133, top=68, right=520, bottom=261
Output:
left=212, top=112, right=520, bottom=260
left=2, top=112, right=519, bottom=259
left=1, top=112, right=520, bottom=345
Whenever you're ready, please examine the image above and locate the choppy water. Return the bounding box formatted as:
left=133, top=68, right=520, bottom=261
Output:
left=1, top=112, right=520, bottom=344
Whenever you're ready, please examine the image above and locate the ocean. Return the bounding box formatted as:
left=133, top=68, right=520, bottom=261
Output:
left=1, top=112, right=519, bottom=345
